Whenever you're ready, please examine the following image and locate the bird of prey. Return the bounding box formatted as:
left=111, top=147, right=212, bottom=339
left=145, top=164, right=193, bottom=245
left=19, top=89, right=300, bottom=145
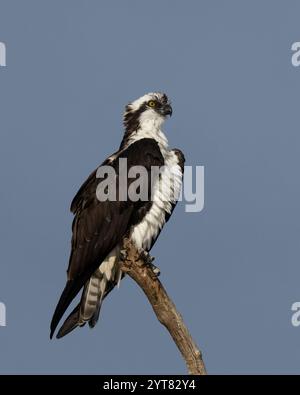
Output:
left=50, top=92, right=185, bottom=339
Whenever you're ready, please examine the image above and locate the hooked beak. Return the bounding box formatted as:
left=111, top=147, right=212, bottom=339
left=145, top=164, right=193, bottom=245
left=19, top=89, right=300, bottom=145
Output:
left=161, top=104, right=173, bottom=117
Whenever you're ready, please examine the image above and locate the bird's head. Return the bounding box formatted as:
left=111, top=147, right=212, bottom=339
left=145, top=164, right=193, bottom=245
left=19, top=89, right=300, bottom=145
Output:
left=123, top=92, right=172, bottom=134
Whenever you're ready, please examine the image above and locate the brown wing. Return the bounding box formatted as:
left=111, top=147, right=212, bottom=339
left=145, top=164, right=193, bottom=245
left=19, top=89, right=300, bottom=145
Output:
left=50, top=138, right=164, bottom=338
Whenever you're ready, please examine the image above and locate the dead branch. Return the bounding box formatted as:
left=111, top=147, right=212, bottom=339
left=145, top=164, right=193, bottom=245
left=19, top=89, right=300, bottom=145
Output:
left=120, top=238, right=207, bottom=375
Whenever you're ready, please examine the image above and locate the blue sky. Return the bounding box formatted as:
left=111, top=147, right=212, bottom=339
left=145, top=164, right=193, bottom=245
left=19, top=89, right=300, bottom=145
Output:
left=0, top=0, right=300, bottom=374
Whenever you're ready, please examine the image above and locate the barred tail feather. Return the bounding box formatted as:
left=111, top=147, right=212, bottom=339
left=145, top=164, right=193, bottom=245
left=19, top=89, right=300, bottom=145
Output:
left=55, top=246, right=121, bottom=338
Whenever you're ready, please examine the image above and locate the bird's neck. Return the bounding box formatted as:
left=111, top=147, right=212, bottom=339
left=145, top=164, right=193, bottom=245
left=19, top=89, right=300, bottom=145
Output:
left=121, top=119, right=169, bottom=155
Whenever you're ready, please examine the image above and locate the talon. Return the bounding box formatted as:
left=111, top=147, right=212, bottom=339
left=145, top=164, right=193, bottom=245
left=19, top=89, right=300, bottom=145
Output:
left=150, top=263, right=160, bottom=277
left=138, top=249, right=160, bottom=276
left=139, top=249, right=154, bottom=265
left=120, top=249, right=127, bottom=260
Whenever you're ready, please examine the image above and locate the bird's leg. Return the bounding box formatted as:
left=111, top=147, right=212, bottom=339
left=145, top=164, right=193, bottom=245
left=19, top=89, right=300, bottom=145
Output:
left=139, top=249, right=160, bottom=277
left=120, top=245, right=160, bottom=276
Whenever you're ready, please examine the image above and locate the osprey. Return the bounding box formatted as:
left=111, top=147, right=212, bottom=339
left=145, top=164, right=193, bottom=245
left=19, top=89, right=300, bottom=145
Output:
left=50, top=92, right=185, bottom=339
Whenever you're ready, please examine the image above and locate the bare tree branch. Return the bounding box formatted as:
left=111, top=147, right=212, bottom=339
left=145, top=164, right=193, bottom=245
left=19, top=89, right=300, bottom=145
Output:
left=120, top=238, right=207, bottom=375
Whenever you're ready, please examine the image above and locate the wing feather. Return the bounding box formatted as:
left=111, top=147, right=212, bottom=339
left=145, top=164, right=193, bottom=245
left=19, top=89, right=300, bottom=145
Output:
left=50, top=138, right=164, bottom=338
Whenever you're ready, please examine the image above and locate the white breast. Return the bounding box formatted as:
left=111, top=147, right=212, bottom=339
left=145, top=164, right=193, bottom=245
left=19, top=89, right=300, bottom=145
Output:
left=130, top=150, right=183, bottom=251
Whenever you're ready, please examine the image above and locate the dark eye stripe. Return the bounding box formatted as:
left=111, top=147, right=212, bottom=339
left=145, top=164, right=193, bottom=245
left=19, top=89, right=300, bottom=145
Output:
left=161, top=94, right=168, bottom=103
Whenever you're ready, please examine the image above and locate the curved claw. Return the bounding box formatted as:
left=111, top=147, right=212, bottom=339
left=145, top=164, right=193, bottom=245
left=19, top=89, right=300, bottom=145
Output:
left=119, top=249, right=127, bottom=261
left=139, top=249, right=154, bottom=264
left=150, top=263, right=161, bottom=277
left=135, top=249, right=161, bottom=276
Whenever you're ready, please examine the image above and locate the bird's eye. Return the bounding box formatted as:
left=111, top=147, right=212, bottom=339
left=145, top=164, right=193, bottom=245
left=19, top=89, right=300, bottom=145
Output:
left=148, top=100, right=156, bottom=107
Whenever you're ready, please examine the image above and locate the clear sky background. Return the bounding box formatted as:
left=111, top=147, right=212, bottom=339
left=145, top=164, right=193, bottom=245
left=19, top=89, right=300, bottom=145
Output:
left=0, top=0, right=300, bottom=374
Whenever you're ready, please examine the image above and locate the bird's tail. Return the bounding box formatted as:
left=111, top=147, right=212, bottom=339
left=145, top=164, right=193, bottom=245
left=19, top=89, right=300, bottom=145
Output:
left=56, top=246, right=121, bottom=339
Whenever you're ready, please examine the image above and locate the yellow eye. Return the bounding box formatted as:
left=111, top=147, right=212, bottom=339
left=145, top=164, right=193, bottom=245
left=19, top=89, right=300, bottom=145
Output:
left=148, top=100, right=156, bottom=107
